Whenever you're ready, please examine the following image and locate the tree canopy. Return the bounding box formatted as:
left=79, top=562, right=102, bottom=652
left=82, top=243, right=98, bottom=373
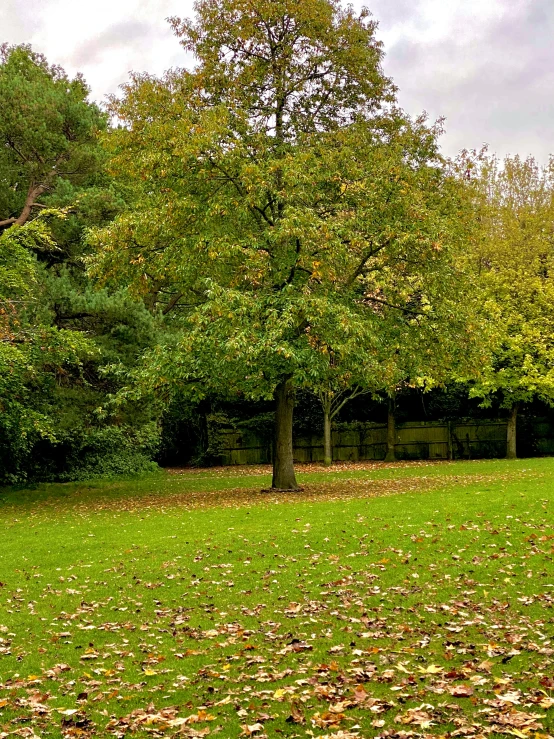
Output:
left=0, top=44, right=105, bottom=229
left=89, top=0, right=483, bottom=488
left=1, top=4, right=552, bottom=482
left=0, top=46, right=160, bottom=483
left=466, top=153, right=554, bottom=457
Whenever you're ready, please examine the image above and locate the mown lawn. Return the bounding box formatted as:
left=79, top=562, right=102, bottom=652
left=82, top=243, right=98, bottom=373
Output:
left=0, top=458, right=553, bottom=739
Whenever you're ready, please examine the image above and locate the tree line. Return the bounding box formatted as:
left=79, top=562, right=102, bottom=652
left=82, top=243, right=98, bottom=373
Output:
left=2, top=0, right=554, bottom=488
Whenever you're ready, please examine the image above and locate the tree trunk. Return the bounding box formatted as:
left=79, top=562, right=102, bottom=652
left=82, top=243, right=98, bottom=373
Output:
left=384, top=396, right=396, bottom=462
left=272, top=377, right=299, bottom=490
left=506, top=403, right=519, bottom=460
left=323, top=399, right=332, bottom=466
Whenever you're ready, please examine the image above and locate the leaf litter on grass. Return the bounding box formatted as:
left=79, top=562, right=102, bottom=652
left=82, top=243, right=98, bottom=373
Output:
left=0, top=460, right=553, bottom=738
left=0, top=465, right=542, bottom=519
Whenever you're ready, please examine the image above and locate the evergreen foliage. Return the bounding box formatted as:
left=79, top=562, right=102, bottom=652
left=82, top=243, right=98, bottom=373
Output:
left=0, top=46, right=162, bottom=483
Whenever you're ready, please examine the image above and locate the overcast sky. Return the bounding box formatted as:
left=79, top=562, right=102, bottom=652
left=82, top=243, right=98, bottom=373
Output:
left=3, top=0, right=552, bottom=161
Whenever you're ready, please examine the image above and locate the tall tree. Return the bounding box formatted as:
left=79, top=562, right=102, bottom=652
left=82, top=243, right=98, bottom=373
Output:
left=90, top=0, right=478, bottom=489
left=0, top=46, right=161, bottom=483
left=465, top=153, right=554, bottom=459
left=0, top=44, right=105, bottom=229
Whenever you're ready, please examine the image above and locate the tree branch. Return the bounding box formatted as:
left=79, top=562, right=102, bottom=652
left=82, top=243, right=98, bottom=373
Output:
left=206, top=155, right=275, bottom=227
left=330, top=386, right=369, bottom=419
left=0, top=183, right=48, bottom=230
left=346, top=238, right=392, bottom=287
left=162, top=292, right=186, bottom=315
left=363, top=295, right=423, bottom=316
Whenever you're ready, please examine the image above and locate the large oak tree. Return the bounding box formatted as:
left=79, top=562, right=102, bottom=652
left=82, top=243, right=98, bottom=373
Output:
left=90, top=0, right=478, bottom=489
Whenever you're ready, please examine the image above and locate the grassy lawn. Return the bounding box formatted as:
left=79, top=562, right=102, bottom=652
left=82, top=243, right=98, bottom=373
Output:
left=0, top=458, right=553, bottom=738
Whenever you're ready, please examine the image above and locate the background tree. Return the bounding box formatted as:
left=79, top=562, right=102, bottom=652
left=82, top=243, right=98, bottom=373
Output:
left=312, top=221, right=489, bottom=467
left=466, top=153, right=554, bottom=459
left=90, top=0, right=481, bottom=490
left=0, top=217, right=98, bottom=481
left=0, top=45, right=105, bottom=228
left=317, top=383, right=371, bottom=467
left=0, top=46, right=162, bottom=483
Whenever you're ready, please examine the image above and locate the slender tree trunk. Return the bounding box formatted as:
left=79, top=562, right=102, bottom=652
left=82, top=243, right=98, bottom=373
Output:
left=272, top=377, right=299, bottom=490
left=323, top=396, right=332, bottom=466
left=196, top=400, right=210, bottom=464
left=506, top=403, right=519, bottom=460
left=384, top=395, right=396, bottom=462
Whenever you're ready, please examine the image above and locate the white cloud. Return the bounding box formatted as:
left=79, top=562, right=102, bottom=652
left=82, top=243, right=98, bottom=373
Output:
left=4, top=0, right=192, bottom=103
left=367, top=0, right=554, bottom=161
left=3, top=0, right=553, bottom=161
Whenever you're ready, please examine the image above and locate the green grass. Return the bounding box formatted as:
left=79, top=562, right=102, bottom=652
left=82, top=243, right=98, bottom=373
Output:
left=1, top=458, right=553, bottom=738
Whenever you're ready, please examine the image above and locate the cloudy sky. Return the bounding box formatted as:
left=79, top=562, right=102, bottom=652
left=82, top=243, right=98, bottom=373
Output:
left=3, top=0, right=552, bottom=161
